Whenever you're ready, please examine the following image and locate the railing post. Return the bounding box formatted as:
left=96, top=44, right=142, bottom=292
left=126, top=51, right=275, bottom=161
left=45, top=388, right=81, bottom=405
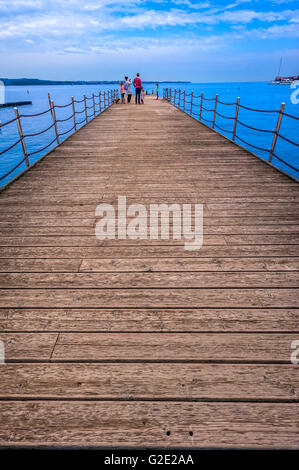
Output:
left=190, top=92, right=193, bottom=116
left=99, top=91, right=102, bottom=113
left=83, top=94, right=88, bottom=122
left=103, top=91, right=106, bottom=109
left=14, top=107, right=29, bottom=168
left=174, top=89, right=177, bottom=107
left=199, top=92, right=203, bottom=121
left=92, top=93, right=96, bottom=117
left=71, top=97, right=77, bottom=131
left=269, top=102, right=285, bottom=163
left=169, top=89, right=172, bottom=103
left=232, top=97, right=240, bottom=142
left=183, top=90, right=186, bottom=112
left=212, top=94, right=218, bottom=129
left=50, top=100, right=60, bottom=145
left=178, top=89, right=181, bottom=108
left=47, top=92, right=51, bottom=109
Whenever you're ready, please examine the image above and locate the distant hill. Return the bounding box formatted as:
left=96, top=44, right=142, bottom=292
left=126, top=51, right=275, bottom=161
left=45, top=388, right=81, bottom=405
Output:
left=1, top=78, right=191, bottom=86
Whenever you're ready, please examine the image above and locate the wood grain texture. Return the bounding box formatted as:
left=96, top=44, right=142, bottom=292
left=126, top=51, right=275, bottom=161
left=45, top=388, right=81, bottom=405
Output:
left=49, top=332, right=294, bottom=362
left=0, top=96, right=298, bottom=448
left=1, top=272, right=298, bottom=288
left=0, top=402, right=298, bottom=448
left=0, top=363, right=297, bottom=399
left=0, top=288, right=297, bottom=308
left=1, top=308, right=297, bottom=332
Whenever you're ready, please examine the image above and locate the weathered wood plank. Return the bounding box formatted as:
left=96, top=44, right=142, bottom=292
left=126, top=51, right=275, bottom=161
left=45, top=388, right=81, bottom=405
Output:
left=49, top=332, right=295, bottom=362
left=0, top=259, right=82, bottom=273
left=1, top=245, right=298, bottom=258
left=0, top=333, right=57, bottom=360
left=79, top=257, right=299, bottom=272
left=1, top=272, right=298, bottom=288
left=0, top=402, right=298, bottom=448
left=0, top=235, right=227, bottom=246
left=1, top=257, right=297, bottom=273
left=0, top=363, right=297, bottom=399
left=1, top=308, right=297, bottom=332
left=1, top=225, right=299, bottom=235
left=0, top=288, right=298, bottom=308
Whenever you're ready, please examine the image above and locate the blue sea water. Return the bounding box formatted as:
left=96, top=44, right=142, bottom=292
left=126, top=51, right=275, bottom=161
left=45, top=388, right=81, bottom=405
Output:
left=0, top=81, right=298, bottom=187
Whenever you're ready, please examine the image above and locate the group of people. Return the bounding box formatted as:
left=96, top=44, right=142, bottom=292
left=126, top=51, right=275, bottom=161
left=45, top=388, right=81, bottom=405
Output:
left=119, top=73, right=159, bottom=104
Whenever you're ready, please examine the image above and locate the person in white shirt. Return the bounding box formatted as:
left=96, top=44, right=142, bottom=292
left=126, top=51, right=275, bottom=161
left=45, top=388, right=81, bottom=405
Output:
left=124, top=76, right=133, bottom=103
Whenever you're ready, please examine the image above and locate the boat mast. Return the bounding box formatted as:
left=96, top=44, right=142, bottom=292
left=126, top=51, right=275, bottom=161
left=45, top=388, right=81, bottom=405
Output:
left=278, top=57, right=282, bottom=76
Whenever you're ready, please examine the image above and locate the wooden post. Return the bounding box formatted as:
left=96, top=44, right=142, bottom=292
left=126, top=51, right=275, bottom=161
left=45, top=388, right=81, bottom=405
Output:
left=14, top=107, right=29, bottom=168
left=174, top=89, right=177, bottom=107
left=178, top=89, right=181, bottom=108
left=83, top=94, right=88, bottom=122
left=183, top=90, right=186, bottom=112
left=269, top=102, right=285, bottom=163
left=92, top=93, right=96, bottom=117
left=50, top=100, right=60, bottom=145
left=99, top=91, right=102, bottom=113
left=47, top=93, right=51, bottom=109
left=212, top=94, right=218, bottom=129
left=232, top=97, right=240, bottom=142
left=199, top=92, right=203, bottom=121
left=169, top=89, right=172, bottom=103
left=103, top=91, right=106, bottom=109
left=71, top=97, right=76, bottom=131
left=190, top=92, right=193, bottom=116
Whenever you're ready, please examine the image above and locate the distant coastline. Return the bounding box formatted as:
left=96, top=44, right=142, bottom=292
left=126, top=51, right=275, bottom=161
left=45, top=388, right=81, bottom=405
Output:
left=1, top=78, right=191, bottom=86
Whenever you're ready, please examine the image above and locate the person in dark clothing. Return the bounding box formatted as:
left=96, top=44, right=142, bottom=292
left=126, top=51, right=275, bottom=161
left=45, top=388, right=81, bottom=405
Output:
left=133, top=73, right=142, bottom=104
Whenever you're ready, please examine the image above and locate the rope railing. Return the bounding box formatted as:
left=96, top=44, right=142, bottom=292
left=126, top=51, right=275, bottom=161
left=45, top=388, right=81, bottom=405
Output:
left=0, top=88, right=119, bottom=183
left=163, top=87, right=299, bottom=176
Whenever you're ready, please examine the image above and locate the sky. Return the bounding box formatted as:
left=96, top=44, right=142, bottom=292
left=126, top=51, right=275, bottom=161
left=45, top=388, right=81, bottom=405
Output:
left=0, top=0, right=298, bottom=82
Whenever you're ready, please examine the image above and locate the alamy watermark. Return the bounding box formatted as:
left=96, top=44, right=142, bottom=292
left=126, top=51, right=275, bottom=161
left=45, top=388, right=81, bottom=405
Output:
left=290, top=81, right=299, bottom=104
left=0, top=340, right=4, bottom=364
left=290, top=340, right=299, bottom=365
left=95, top=196, right=203, bottom=250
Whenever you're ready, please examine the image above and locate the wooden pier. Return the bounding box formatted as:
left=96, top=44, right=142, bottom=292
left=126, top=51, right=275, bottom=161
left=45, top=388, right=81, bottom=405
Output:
left=0, top=97, right=298, bottom=449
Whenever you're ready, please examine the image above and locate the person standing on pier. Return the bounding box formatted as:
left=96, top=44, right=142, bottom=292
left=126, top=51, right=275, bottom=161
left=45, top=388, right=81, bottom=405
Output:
left=124, top=76, right=132, bottom=103
left=119, top=81, right=125, bottom=104
left=133, top=73, right=142, bottom=104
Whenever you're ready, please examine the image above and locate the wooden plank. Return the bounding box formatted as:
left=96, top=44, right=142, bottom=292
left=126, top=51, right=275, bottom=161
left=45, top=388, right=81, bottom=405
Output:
left=1, top=272, right=298, bottom=288
left=0, top=235, right=227, bottom=246
left=1, top=225, right=299, bottom=235
left=79, top=257, right=299, bottom=272
left=0, top=402, right=297, bottom=448
left=0, top=288, right=298, bottom=308
left=1, top=216, right=298, bottom=228
left=2, top=256, right=297, bottom=273
left=0, top=333, right=57, bottom=360
left=0, top=259, right=82, bottom=273
left=49, top=332, right=294, bottom=362
left=1, top=245, right=298, bottom=258
left=0, top=363, right=297, bottom=399
left=1, top=308, right=297, bottom=332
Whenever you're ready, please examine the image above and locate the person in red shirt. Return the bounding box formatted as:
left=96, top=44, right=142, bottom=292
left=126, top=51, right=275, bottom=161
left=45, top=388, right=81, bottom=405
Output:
left=133, top=73, right=142, bottom=104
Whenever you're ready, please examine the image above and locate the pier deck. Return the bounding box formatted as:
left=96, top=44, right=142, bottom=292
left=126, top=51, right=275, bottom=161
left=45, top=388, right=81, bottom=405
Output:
left=0, top=97, right=298, bottom=449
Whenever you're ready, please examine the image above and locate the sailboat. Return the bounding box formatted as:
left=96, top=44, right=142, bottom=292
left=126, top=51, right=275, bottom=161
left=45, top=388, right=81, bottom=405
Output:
left=270, top=58, right=298, bottom=84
